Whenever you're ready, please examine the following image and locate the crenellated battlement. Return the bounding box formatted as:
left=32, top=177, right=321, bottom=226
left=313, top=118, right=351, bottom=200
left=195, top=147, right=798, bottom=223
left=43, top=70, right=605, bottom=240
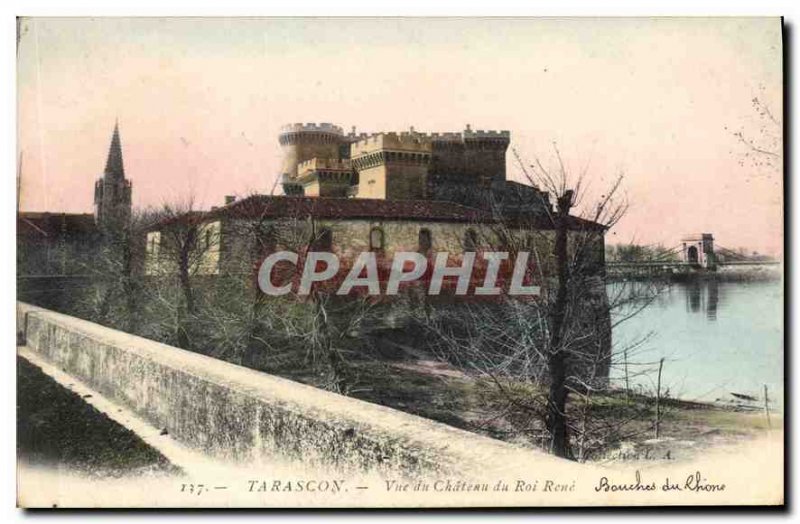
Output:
left=428, top=132, right=464, bottom=142
left=279, top=123, right=510, bottom=140
left=278, top=122, right=512, bottom=197
left=463, top=129, right=511, bottom=140
left=345, top=126, right=372, bottom=141
left=280, top=122, right=344, bottom=135
left=351, top=132, right=433, bottom=157
left=297, top=157, right=354, bottom=176
left=346, top=132, right=372, bottom=141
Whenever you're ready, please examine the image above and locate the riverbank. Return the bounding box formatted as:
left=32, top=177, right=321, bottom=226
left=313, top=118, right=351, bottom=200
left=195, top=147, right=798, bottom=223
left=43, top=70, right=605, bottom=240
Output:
left=17, top=285, right=780, bottom=468
left=607, top=264, right=782, bottom=283
left=17, top=340, right=777, bottom=473
left=256, top=339, right=779, bottom=465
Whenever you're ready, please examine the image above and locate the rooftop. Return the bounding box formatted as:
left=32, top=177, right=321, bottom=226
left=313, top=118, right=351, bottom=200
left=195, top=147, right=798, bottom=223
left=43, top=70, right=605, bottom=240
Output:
left=148, top=195, right=605, bottom=233
left=208, top=195, right=487, bottom=223
left=17, top=212, right=98, bottom=238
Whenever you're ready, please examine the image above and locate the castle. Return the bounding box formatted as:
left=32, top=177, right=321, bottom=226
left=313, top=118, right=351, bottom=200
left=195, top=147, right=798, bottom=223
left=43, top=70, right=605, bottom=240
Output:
left=18, top=121, right=603, bottom=282
left=141, top=122, right=605, bottom=281
left=17, top=120, right=609, bottom=381
left=278, top=123, right=550, bottom=215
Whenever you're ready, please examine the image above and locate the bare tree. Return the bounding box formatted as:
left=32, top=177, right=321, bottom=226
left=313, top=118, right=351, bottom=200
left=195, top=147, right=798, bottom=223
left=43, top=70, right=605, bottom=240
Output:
left=418, top=144, right=665, bottom=460
left=169, top=196, right=381, bottom=393
left=728, top=88, right=782, bottom=173
left=261, top=212, right=379, bottom=394
left=143, top=198, right=221, bottom=349
left=67, top=208, right=154, bottom=332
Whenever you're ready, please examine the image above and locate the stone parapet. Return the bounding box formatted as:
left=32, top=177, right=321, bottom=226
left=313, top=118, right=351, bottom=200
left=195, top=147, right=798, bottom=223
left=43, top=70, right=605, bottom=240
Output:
left=297, top=158, right=354, bottom=177
left=16, top=302, right=553, bottom=476
left=351, top=133, right=433, bottom=158
left=280, top=122, right=344, bottom=135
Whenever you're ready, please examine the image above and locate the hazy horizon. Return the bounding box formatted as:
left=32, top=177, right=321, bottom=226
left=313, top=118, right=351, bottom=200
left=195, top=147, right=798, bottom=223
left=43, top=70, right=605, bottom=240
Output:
left=17, top=17, right=783, bottom=255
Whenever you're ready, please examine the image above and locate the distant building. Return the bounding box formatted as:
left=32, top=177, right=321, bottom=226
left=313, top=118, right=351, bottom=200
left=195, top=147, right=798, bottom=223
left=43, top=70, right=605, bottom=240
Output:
left=17, top=212, right=98, bottom=275
left=94, top=122, right=133, bottom=228
left=145, top=194, right=604, bottom=279
left=18, top=123, right=133, bottom=275
left=681, top=233, right=716, bottom=269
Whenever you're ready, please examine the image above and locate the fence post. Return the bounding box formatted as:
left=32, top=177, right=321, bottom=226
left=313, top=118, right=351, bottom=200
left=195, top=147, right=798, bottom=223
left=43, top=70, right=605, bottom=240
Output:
left=655, top=358, right=664, bottom=439
left=624, top=348, right=630, bottom=401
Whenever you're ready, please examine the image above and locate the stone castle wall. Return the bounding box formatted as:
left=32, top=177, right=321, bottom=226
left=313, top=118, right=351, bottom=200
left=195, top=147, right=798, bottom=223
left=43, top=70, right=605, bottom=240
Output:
left=279, top=123, right=349, bottom=179
left=279, top=124, right=511, bottom=199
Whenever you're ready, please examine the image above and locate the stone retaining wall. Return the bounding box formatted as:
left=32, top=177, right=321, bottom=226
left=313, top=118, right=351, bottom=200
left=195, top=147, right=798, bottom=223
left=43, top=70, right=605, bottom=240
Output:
left=16, top=302, right=553, bottom=476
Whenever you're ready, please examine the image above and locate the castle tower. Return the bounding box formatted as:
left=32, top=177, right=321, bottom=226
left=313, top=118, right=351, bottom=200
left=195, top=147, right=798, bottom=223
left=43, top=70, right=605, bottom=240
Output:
left=350, top=133, right=432, bottom=200
left=462, top=125, right=510, bottom=186
left=275, top=122, right=513, bottom=201
left=278, top=123, right=349, bottom=195
left=94, top=122, right=132, bottom=227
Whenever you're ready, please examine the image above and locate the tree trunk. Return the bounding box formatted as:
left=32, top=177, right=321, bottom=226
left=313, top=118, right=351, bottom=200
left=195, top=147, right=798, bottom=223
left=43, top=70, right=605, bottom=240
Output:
left=315, top=295, right=346, bottom=394
left=546, top=191, right=573, bottom=459
left=244, top=288, right=265, bottom=365
left=120, top=231, right=140, bottom=332
left=178, top=245, right=195, bottom=315
left=176, top=233, right=196, bottom=350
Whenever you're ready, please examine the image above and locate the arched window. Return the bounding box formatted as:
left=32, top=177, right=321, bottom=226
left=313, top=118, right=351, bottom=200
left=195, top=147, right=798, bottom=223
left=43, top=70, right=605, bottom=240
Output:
left=311, top=227, right=333, bottom=251
left=687, top=245, right=699, bottom=265
left=369, top=227, right=385, bottom=251
left=418, top=228, right=432, bottom=253
left=463, top=228, right=478, bottom=252
left=147, top=233, right=160, bottom=256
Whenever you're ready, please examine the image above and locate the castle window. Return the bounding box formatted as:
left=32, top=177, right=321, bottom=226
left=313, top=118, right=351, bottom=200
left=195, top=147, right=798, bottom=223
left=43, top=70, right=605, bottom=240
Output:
left=418, top=228, right=432, bottom=253
left=369, top=227, right=385, bottom=252
left=204, top=229, right=212, bottom=250
left=147, top=232, right=160, bottom=257
left=463, top=228, right=479, bottom=252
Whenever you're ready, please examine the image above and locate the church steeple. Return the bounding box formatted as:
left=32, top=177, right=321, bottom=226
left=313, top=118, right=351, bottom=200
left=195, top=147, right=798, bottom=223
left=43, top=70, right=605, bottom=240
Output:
left=104, top=121, right=125, bottom=180
left=94, top=121, right=132, bottom=227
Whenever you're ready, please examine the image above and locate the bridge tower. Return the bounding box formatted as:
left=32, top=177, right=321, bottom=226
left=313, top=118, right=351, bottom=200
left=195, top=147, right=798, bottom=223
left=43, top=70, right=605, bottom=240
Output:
left=681, top=233, right=716, bottom=269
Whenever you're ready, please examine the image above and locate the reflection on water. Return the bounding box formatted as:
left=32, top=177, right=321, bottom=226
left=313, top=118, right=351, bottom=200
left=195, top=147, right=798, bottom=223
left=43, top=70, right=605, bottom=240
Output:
left=684, top=279, right=720, bottom=320
left=610, top=280, right=783, bottom=407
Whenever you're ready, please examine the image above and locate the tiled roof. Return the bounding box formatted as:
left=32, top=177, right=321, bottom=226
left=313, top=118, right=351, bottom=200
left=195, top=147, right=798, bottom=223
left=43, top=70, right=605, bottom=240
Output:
left=208, top=196, right=490, bottom=223
left=146, top=211, right=207, bottom=230
left=150, top=195, right=605, bottom=232
left=503, top=213, right=607, bottom=232
left=17, top=213, right=98, bottom=238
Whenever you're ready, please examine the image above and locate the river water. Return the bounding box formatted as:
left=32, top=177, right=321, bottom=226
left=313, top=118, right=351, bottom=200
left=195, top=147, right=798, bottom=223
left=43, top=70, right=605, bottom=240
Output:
left=610, top=279, right=784, bottom=408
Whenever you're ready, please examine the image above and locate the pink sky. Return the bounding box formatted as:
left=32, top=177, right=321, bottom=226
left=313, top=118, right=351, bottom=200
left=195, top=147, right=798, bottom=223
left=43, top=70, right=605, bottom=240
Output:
left=17, top=17, right=783, bottom=255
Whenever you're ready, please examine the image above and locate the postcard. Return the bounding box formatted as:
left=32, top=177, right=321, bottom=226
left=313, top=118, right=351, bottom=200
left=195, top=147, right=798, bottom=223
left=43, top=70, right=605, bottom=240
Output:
left=15, top=17, right=784, bottom=508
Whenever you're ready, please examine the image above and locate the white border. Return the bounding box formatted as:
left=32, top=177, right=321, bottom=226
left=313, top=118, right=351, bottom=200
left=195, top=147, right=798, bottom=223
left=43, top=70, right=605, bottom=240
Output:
left=4, top=1, right=796, bottom=521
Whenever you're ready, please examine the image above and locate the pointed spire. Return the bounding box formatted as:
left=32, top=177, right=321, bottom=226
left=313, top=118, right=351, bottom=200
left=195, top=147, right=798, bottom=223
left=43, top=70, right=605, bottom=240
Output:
left=104, top=121, right=125, bottom=180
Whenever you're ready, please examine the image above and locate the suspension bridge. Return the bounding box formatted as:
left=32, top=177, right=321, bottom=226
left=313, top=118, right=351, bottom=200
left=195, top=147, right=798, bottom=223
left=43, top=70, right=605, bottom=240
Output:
left=606, top=233, right=781, bottom=278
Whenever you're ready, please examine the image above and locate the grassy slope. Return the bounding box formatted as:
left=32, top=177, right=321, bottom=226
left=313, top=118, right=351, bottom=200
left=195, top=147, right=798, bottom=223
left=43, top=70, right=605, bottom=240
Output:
left=17, top=357, right=178, bottom=478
